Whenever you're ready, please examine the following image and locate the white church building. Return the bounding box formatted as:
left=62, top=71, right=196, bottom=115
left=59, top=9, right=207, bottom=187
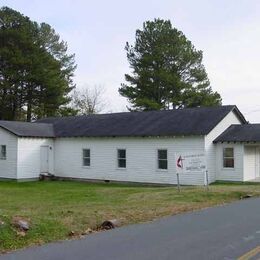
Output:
left=0, top=105, right=259, bottom=185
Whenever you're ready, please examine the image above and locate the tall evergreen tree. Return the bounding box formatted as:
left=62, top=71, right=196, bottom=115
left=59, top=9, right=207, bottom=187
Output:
left=119, top=19, right=221, bottom=111
left=0, top=7, right=76, bottom=121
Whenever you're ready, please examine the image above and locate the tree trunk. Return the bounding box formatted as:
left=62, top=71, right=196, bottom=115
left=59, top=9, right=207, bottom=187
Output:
left=26, top=86, right=33, bottom=122
left=26, top=102, right=31, bottom=122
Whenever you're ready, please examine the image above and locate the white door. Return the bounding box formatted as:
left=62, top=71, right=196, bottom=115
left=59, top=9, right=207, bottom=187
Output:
left=40, top=146, right=49, bottom=173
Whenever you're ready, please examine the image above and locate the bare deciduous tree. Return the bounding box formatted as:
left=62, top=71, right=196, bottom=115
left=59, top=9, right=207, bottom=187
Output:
left=71, top=85, right=107, bottom=115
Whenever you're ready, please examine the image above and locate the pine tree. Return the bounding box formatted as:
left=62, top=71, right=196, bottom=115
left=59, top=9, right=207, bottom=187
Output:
left=119, top=19, right=221, bottom=111
left=0, top=6, right=76, bottom=121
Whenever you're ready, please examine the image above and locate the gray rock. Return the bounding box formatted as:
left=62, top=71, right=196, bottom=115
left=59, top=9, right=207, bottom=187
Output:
left=12, top=217, right=30, bottom=231
left=100, top=219, right=121, bottom=230
left=18, top=220, right=30, bottom=231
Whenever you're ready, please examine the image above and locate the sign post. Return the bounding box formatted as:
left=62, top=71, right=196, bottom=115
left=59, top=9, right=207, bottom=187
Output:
left=176, top=173, right=180, bottom=192
left=205, top=170, right=209, bottom=191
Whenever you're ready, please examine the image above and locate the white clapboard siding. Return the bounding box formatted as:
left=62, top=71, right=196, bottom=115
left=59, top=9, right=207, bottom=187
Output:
left=215, top=143, right=244, bottom=181
left=17, top=137, right=54, bottom=179
left=54, top=136, right=205, bottom=185
left=0, top=128, right=18, bottom=179
left=0, top=108, right=249, bottom=184
left=205, top=111, right=243, bottom=183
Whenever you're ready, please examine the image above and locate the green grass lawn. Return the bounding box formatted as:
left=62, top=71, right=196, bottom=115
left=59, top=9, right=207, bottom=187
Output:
left=0, top=180, right=260, bottom=253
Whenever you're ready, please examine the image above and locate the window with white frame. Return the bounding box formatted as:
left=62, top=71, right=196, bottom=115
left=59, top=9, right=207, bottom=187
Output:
left=223, top=147, right=234, bottom=168
left=0, top=145, right=6, bottom=160
left=83, top=149, right=90, bottom=166
left=117, top=149, right=126, bottom=168
left=158, top=149, right=167, bottom=170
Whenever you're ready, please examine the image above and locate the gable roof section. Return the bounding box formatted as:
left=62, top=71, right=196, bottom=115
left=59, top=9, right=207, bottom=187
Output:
left=35, top=105, right=246, bottom=138
left=214, top=124, right=260, bottom=143
left=0, top=121, right=54, bottom=137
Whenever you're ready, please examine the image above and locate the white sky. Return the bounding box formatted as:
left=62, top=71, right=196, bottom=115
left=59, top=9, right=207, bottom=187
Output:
left=2, top=0, right=260, bottom=122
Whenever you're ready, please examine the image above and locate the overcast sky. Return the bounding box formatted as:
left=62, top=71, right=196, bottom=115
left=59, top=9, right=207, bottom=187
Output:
left=2, top=0, right=260, bottom=122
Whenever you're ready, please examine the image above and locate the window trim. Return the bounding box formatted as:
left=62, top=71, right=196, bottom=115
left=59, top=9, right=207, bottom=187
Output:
left=82, top=148, right=91, bottom=167
left=157, top=149, right=168, bottom=171
left=0, top=145, right=6, bottom=160
left=117, top=148, right=126, bottom=169
left=223, top=147, right=234, bottom=169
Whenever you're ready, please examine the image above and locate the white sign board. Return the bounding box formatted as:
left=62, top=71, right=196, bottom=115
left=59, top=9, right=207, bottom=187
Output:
left=175, top=153, right=206, bottom=174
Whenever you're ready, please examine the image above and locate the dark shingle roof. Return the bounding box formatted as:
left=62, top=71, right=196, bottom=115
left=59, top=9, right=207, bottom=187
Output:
left=35, top=105, right=245, bottom=138
left=214, top=124, right=260, bottom=142
left=0, top=121, right=54, bottom=137
left=0, top=106, right=246, bottom=138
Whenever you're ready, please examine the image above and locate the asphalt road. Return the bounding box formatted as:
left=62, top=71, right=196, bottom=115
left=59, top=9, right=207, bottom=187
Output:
left=1, top=198, right=260, bottom=260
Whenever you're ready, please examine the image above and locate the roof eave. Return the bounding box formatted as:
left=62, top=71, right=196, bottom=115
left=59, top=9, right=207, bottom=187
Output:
left=232, top=105, right=248, bottom=124
left=0, top=125, right=19, bottom=137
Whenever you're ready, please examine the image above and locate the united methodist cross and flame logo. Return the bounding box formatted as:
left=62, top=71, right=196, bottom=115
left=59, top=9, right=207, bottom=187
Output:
left=177, top=155, right=184, bottom=169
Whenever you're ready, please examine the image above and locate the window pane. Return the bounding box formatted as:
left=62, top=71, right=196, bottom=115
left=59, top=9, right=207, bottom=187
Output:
left=224, top=158, right=234, bottom=168
left=1, top=145, right=6, bottom=159
left=223, top=148, right=234, bottom=168
left=158, top=150, right=167, bottom=160
left=83, top=158, right=90, bottom=166
left=83, top=149, right=90, bottom=158
left=118, top=159, right=126, bottom=168
left=118, top=149, right=126, bottom=159
left=224, top=148, right=233, bottom=157
left=158, top=160, right=168, bottom=170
